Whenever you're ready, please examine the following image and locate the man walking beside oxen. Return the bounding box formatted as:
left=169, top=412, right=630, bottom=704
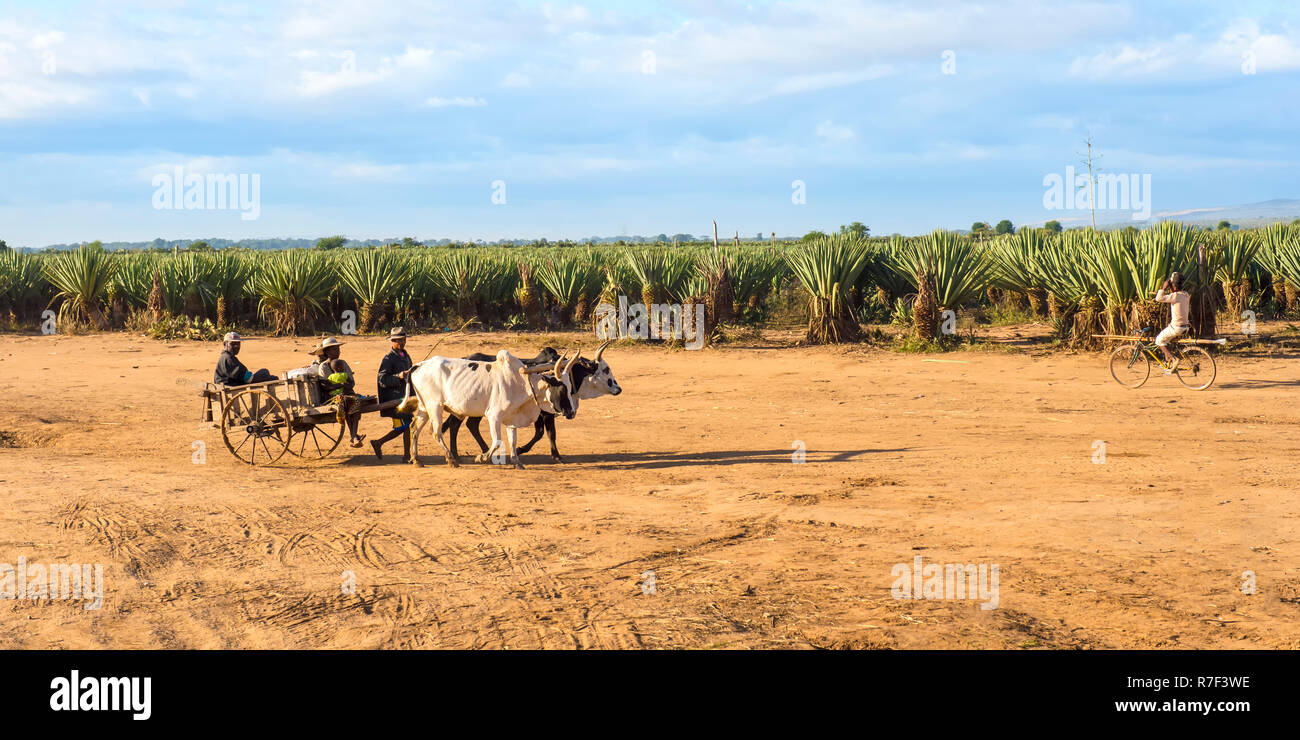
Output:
left=371, top=326, right=414, bottom=462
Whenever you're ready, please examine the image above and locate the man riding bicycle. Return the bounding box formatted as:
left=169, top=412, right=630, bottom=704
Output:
left=1154, top=272, right=1191, bottom=373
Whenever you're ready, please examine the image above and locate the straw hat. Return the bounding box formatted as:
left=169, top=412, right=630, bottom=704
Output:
left=388, top=326, right=409, bottom=340
left=309, top=336, right=345, bottom=355
left=223, top=331, right=244, bottom=343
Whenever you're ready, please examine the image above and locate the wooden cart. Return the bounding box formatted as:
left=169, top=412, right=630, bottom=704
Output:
left=199, top=375, right=398, bottom=465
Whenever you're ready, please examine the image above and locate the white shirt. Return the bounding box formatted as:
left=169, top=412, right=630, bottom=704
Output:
left=1155, top=288, right=1190, bottom=328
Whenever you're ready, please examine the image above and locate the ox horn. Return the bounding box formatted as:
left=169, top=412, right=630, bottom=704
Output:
left=540, top=350, right=569, bottom=377
left=593, top=339, right=612, bottom=364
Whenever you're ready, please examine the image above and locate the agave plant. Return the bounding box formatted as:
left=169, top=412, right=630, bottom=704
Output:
left=708, top=246, right=783, bottom=323
left=1080, top=229, right=1136, bottom=335
left=399, top=251, right=442, bottom=325
left=784, top=234, right=871, bottom=343
left=989, top=230, right=1052, bottom=316
left=163, top=252, right=218, bottom=319
left=0, top=250, right=46, bottom=324
left=623, top=248, right=670, bottom=315
left=109, top=253, right=159, bottom=308
left=338, top=248, right=410, bottom=332
left=1273, top=231, right=1300, bottom=310
left=535, top=252, right=597, bottom=327
left=43, top=244, right=118, bottom=329
left=660, top=249, right=698, bottom=306
left=252, top=249, right=333, bottom=335
left=429, top=251, right=481, bottom=322
left=1036, top=231, right=1103, bottom=345
left=1260, top=223, right=1300, bottom=312
left=1125, top=222, right=1197, bottom=333
left=208, top=250, right=253, bottom=327
left=892, top=230, right=995, bottom=314
left=515, top=258, right=546, bottom=330
left=864, top=238, right=914, bottom=308
left=1211, top=230, right=1262, bottom=317
left=427, top=250, right=519, bottom=325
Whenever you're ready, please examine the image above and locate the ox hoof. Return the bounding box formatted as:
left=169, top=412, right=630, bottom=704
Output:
left=513, top=461, right=526, bottom=470
left=411, top=458, right=424, bottom=468
left=475, top=453, right=491, bottom=464
left=551, top=454, right=565, bottom=464
left=445, top=457, right=460, bottom=468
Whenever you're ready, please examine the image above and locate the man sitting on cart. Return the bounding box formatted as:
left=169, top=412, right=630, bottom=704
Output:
left=311, top=336, right=366, bottom=449
left=214, top=332, right=277, bottom=386
left=371, top=326, right=414, bottom=462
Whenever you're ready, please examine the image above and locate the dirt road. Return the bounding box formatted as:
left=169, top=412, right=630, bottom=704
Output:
left=2, top=330, right=1297, bottom=648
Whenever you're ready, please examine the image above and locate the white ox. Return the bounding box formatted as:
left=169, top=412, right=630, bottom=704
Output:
left=396, top=350, right=580, bottom=469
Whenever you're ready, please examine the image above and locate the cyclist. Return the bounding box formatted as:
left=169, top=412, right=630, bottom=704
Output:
left=1154, top=272, right=1191, bottom=373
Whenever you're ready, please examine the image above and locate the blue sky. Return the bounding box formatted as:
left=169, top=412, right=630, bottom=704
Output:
left=1, top=0, right=1298, bottom=247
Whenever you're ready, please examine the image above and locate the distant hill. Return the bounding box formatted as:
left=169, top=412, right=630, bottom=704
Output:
left=30, top=233, right=728, bottom=251
left=1143, top=198, right=1300, bottom=229
left=1028, top=198, right=1300, bottom=231
left=23, top=198, right=1300, bottom=251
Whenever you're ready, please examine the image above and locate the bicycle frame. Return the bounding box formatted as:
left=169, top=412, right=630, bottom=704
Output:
left=1123, top=337, right=1179, bottom=370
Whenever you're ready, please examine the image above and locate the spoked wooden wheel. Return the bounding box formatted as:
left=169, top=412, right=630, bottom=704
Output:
left=1109, top=343, right=1150, bottom=388
left=287, top=417, right=344, bottom=460
left=221, top=389, right=289, bottom=465
left=1174, top=346, right=1216, bottom=390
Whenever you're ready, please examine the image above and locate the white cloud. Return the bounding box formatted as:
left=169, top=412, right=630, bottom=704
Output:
left=1069, top=42, right=1182, bottom=79
left=816, top=120, right=855, bottom=141
left=1028, top=114, right=1078, bottom=133
left=29, top=31, right=64, bottom=50
left=1069, top=19, right=1300, bottom=80
left=425, top=96, right=486, bottom=107
left=0, top=81, right=93, bottom=119
left=333, top=162, right=409, bottom=180
left=756, top=66, right=893, bottom=102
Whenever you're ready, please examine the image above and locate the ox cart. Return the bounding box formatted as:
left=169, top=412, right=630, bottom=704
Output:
left=199, top=375, right=399, bottom=465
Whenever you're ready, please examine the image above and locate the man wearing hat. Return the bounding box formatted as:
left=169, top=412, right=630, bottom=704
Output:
left=311, top=336, right=366, bottom=448
left=213, top=332, right=277, bottom=386
left=372, top=327, right=414, bottom=461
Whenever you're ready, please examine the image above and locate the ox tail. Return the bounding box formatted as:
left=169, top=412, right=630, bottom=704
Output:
left=395, top=363, right=422, bottom=415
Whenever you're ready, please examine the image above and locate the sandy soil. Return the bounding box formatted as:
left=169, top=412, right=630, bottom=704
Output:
left=1, top=327, right=1298, bottom=649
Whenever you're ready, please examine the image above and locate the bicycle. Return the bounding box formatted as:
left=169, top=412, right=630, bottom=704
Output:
left=1108, top=327, right=1220, bottom=390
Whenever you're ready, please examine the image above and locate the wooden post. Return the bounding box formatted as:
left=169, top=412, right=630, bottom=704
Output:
left=733, top=231, right=740, bottom=247
left=771, top=231, right=776, bottom=249
left=1191, top=241, right=1216, bottom=339
left=712, top=220, right=719, bottom=252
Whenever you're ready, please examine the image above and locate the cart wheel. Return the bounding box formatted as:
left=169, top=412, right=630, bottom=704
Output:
left=221, top=389, right=289, bottom=465
left=287, top=418, right=344, bottom=460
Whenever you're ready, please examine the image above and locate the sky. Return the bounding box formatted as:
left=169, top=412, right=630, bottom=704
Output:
left=1, top=0, right=1298, bottom=247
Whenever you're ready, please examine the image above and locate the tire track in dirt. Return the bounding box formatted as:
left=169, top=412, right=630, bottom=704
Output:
left=59, top=500, right=179, bottom=578
left=229, top=506, right=437, bottom=570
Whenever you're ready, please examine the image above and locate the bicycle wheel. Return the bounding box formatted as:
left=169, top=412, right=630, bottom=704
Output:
left=1174, top=346, right=1216, bottom=390
left=1109, top=343, right=1150, bottom=388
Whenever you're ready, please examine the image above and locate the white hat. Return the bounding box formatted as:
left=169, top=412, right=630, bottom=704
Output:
left=310, top=336, right=345, bottom=355
left=223, top=332, right=243, bottom=343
